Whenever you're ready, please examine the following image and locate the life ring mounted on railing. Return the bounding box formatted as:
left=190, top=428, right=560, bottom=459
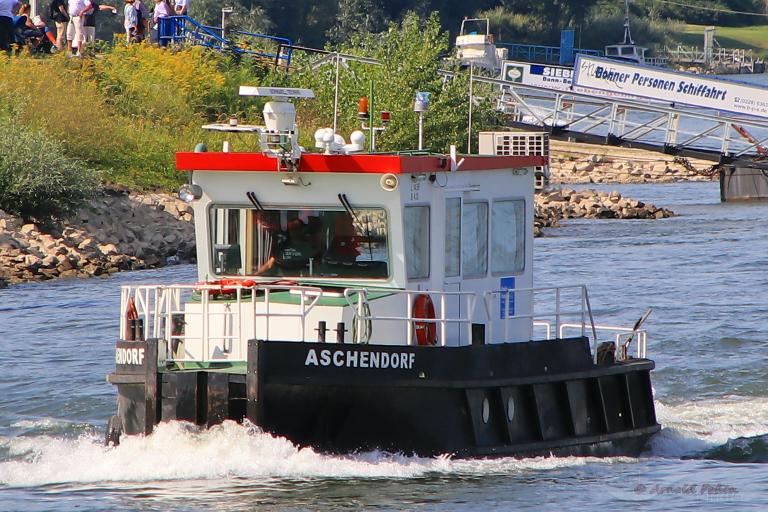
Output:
left=413, top=294, right=437, bottom=346
left=197, top=279, right=257, bottom=296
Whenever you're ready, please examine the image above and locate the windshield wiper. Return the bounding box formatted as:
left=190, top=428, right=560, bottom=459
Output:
left=338, top=193, right=374, bottom=260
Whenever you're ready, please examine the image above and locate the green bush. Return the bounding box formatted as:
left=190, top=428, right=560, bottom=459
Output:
left=0, top=122, right=101, bottom=220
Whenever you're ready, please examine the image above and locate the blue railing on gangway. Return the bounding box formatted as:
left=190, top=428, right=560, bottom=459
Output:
left=496, top=42, right=603, bottom=65
left=157, top=16, right=293, bottom=67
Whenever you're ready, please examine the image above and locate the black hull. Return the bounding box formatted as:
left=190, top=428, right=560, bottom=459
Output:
left=108, top=337, right=660, bottom=458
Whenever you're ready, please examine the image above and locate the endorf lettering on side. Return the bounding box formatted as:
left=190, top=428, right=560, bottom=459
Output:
left=115, top=347, right=145, bottom=366
left=304, top=348, right=415, bottom=370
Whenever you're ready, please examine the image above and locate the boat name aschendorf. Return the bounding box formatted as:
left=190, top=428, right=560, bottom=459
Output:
left=304, top=349, right=415, bottom=369
left=116, top=347, right=145, bottom=366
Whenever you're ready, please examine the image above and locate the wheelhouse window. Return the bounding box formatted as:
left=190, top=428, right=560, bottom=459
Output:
left=491, top=199, right=525, bottom=274
left=445, top=198, right=461, bottom=278
left=404, top=206, right=430, bottom=279
left=209, top=206, right=389, bottom=279
left=462, top=202, right=488, bottom=277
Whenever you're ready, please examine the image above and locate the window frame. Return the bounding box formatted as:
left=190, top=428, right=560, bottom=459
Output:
left=460, top=200, right=489, bottom=279
left=404, top=204, right=431, bottom=281
left=444, top=197, right=462, bottom=279
left=207, top=203, right=392, bottom=280
left=490, top=197, right=526, bottom=276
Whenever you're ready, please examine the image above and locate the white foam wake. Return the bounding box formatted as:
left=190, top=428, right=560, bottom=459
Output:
left=5, top=395, right=766, bottom=487
left=0, top=421, right=629, bottom=488
left=650, top=396, right=768, bottom=457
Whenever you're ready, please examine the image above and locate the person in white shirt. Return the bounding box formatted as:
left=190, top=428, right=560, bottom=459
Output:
left=152, top=0, right=170, bottom=46
left=0, top=0, right=20, bottom=54
left=66, top=0, right=91, bottom=56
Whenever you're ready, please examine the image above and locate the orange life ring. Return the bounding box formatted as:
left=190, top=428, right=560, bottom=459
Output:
left=413, top=294, right=437, bottom=346
left=198, top=279, right=257, bottom=295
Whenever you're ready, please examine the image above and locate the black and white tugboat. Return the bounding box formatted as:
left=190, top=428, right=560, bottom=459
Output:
left=106, top=86, right=660, bottom=457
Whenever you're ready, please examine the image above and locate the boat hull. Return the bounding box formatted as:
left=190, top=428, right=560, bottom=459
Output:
left=107, top=337, right=659, bottom=457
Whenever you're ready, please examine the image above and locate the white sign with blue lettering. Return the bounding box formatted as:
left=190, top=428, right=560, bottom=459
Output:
left=499, top=277, right=515, bottom=319
left=500, top=60, right=631, bottom=99
left=573, top=55, right=768, bottom=118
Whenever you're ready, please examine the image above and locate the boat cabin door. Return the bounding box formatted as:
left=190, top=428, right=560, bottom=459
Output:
left=442, top=196, right=464, bottom=345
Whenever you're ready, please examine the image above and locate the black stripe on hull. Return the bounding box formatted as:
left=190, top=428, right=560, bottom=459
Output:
left=108, top=337, right=660, bottom=457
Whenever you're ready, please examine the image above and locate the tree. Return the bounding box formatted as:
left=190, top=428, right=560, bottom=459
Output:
left=326, top=0, right=389, bottom=45
left=290, top=12, right=496, bottom=153
left=190, top=0, right=272, bottom=34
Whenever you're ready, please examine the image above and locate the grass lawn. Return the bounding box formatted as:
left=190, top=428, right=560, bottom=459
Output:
left=672, top=24, right=768, bottom=55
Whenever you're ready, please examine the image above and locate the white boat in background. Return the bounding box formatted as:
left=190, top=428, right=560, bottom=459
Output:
left=604, top=0, right=666, bottom=67
left=456, top=18, right=507, bottom=72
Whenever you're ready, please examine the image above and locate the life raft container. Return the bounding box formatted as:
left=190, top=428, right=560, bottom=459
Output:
left=413, top=294, right=437, bottom=346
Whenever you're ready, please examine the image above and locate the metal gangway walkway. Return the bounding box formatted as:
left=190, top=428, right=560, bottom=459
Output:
left=293, top=47, right=768, bottom=166
left=159, top=16, right=293, bottom=68
left=462, top=72, right=768, bottom=166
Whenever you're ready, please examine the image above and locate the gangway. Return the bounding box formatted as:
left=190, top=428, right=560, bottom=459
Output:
left=459, top=71, right=768, bottom=166
left=287, top=44, right=767, bottom=165
left=160, top=16, right=293, bottom=67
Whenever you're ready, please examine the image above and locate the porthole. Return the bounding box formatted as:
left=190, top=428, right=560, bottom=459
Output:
left=507, top=396, right=515, bottom=422
left=482, top=397, right=490, bottom=424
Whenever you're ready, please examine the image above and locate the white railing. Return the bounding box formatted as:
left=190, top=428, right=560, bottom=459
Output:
left=559, top=323, right=647, bottom=361
left=484, top=284, right=597, bottom=343
left=119, top=283, right=649, bottom=363
left=343, top=288, right=477, bottom=346
left=120, top=283, right=325, bottom=362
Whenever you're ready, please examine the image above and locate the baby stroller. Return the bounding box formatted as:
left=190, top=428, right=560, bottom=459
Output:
left=13, top=15, right=55, bottom=53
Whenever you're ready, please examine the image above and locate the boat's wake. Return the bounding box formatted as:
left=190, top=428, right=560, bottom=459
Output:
left=650, top=395, right=768, bottom=460
left=2, top=395, right=768, bottom=488
left=0, top=419, right=629, bottom=488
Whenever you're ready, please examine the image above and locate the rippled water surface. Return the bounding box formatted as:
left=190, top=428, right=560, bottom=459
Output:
left=1, top=181, right=768, bottom=511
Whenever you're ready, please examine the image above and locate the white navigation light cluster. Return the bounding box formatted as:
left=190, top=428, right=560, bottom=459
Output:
left=313, top=128, right=366, bottom=155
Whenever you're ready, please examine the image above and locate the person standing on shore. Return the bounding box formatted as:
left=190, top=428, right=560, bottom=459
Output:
left=49, top=0, right=68, bottom=51
left=133, top=0, right=146, bottom=40
left=82, top=1, right=117, bottom=46
left=122, top=0, right=136, bottom=44
left=152, top=0, right=170, bottom=47
left=66, top=0, right=91, bottom=56
left=0, top=0, right=19, bottom=54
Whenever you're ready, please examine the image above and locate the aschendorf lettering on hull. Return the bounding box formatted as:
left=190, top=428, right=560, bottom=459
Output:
left=305, top=348, right=415, bottom=370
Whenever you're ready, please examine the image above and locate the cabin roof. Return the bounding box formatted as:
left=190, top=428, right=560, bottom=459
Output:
left=176, top=152, right=546, bottom=174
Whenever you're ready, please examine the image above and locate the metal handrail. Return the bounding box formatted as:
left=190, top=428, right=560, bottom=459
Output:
left=483, top=284, right=596, bottom=344
left=160, top=16, right=293, bottom=65
left=342, top=288, right=478, bottom=346
left=559, top=322, right=647, bottom=360
left=121, top=283, right=324, bottom=362
left=120, top=283, right=646, bottom=363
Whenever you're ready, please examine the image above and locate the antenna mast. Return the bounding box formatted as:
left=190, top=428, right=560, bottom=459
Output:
left=622, top=0, right=634, bottom=45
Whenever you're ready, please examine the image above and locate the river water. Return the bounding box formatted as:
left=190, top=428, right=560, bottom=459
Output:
left=1, top=180, right=767, bottom=511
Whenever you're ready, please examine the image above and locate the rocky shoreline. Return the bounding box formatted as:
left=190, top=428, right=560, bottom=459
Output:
left=534, top=188, right=673, bottom=236
left=0, top=191, right=195, bottom=287
left=549, top=141, right=718, bottom=185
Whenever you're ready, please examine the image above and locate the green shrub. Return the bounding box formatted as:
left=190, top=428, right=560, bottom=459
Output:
left=0, top=122, right=101, bottom=220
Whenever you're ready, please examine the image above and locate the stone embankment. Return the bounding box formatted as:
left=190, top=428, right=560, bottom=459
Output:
left=549, top=140, right=717, bottom=185
left=0, top=191, right=195, bottom=287
left=534, top=188, right=673, bottom=236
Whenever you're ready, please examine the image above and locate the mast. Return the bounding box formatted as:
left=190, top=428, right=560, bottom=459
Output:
left=622, top=0, right=634, bottom=45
